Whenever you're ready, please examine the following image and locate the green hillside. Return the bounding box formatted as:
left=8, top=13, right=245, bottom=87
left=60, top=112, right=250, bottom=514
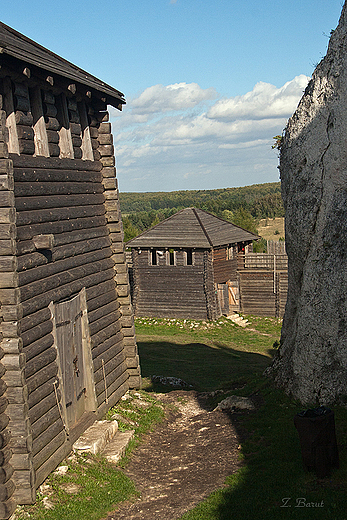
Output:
left=119, top=182, right=284, bottom=244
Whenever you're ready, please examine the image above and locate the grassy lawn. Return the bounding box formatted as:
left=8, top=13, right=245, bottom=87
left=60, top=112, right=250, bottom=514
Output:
left=136, top=315, right=279, bottom=392
left=136, top=315, right=347, bottom=520
left=15, top=391, right=165, bottom=520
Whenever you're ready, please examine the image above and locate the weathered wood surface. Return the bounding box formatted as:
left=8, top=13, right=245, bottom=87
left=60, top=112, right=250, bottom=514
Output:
left=22, top=321, right=53, bottom=348
left=31, top=406, right=60, bottom=441
left=0, top=480, right=15, bottom=501
left=27, top=378, right=57, bottom=410
left=25, top=347, right=56, bottom=380
left=22, top=267, right=115, bottom=317
left=16, top=193, right=105, bottom=211
left=19, top=255, right=114, bottom=301
left=16, top=215, right=107, bottom=242
left=16, top=204, right=105, bottom=226
left=33, top=430, right=66, bottom=471
left=213, top=247, right=238, bottom=284
left=5, top=147, right=130, bottom=504
left=10, top=154, right=102, bottom=172
left=28, top=392, right=59, bottom=426
left=238, top=269, right=288, bottom=318
left=15, top=181, right=104, bottom=197
left=25, top=364, right=58, bottom=395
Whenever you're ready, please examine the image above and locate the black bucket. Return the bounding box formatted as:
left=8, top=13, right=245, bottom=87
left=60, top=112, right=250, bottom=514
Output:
left=294, top=406, right=339, bottom=478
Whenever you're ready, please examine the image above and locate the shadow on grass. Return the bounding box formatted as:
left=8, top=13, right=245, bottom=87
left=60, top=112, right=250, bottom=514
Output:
left=179, top=379, right=347, bottom=520
left=138, top=340, right=347, bottom=520
left=137, top=340, right=272, bottom=393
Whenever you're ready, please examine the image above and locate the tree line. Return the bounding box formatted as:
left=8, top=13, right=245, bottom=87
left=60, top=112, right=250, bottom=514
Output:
left=119, top=182, right=284, bottom=244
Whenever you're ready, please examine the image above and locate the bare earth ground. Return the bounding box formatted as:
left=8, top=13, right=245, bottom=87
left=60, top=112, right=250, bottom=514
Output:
left=104, top=390, right=242, bottom=520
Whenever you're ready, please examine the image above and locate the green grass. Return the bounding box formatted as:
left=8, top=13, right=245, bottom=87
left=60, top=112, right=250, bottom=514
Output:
left=135, top=316, right=347, bottom=520
left=106, top=390, right=166, bottom=466
left=179, top=379, right=347, bottom=520
left=15, top=391, right=165, bottom=520
left=16, top=453, right=137, bottom=520
left=135, top=315, right=281, bottom=392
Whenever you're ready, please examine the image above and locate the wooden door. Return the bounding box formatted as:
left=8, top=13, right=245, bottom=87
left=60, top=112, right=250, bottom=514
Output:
left=228, top=281, right=240, bottom=312
left=54, top=293, right=86, bottom=429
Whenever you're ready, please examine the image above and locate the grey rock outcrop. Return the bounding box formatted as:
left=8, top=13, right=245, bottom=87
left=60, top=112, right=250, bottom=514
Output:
left=215, top=396, right=255, bottom=412
left=266, top=3, right=347, bottom=405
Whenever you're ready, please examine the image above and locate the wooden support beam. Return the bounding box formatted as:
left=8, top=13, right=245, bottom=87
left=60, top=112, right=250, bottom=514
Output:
left=56, top=94, right=73, bottom=159
left=29, top=86, right=50, bottom=157
left=3, top=77, right=19, bottom=154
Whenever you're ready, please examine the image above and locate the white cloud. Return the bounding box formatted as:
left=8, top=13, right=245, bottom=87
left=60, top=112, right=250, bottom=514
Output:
left=110, top=76, right=310, bottom=192
left=130, top=82, right=218, bottom=114
left=207, top=75, right=309, bottom=120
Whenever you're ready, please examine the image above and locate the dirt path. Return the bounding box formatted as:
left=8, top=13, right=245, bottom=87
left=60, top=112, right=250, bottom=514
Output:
left=105, top=391, right=242, bottom=520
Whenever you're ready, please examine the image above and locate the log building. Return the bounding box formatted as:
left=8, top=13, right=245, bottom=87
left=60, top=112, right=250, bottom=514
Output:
left=0, top=21, right=140, bottom=517
left=127, top=207, right=259, bottom=320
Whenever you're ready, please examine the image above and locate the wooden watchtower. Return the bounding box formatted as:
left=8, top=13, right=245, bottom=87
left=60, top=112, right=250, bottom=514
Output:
left=127, top=207, right=259, bottom=320
left=0, top=22, right=140, bottom=517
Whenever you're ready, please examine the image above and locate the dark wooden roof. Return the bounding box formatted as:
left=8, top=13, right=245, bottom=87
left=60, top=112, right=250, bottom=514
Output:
left=126, top=207, right=259, bottom=249
left=0, top=21, right=125, bottom=109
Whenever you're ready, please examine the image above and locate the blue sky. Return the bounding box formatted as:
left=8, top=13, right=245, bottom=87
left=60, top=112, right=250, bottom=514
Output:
left=1, top=1, right=344, bottom=192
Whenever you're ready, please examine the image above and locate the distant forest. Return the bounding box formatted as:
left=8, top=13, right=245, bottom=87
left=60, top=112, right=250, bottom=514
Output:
left=119, top=182, right=284, bottom=246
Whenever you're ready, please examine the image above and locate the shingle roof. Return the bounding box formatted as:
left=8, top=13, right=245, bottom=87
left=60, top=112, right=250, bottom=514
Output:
left=126, top=207, right=259, bottom=249
left=0, top=21, right=125, bottom=108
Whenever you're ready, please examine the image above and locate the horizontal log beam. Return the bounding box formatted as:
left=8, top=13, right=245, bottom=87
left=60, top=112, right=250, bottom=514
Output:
left=23, top=333, right=54, bottom=362
left=21, top=320, right=53, bottom=347
left=15, top=193, right=105, bottom=212
left=20, top=308, right=51, bottom=333
left=33, top=430, right=66, bottom=471
left=25, top=347, right=56, bottom=380
left=31, top=405, right=60, bottom=441
left=19, top=254, right=114, bottom=299
left=16, top=215, right=107, bottom=242
left=32, top=418, right=64, bottom=457
left=22, top=267, right=115, bottom=316
left=18, top=236, right=111, bottom=273
left=26, top=363, right=58, bottom=395
left=10, top=154, right=102, bottom=172
left=14, top=181, right=104, bottom=197
left=16, top=204, right=105, bottom=227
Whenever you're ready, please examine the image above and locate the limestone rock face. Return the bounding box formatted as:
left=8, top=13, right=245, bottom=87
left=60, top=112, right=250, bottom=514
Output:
left=266, top=4, right=347, bottom=405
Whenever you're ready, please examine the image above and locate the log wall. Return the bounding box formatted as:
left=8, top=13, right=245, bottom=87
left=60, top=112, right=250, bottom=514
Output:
left=0, top=95, right=16, bottom=519
left=0, top=74, right=140, bottom=515
left=131, top=249, right=219, bottom=320
left=97, top=123, right=140, bottom=389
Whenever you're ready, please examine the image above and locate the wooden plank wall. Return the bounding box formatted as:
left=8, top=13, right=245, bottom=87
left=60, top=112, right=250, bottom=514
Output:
left=238, top=269, right=288, bottom=317
left=0, top=96, right=16, bottom=519
left=132, top=249, right=218, bottom=320
left=212, top=247, right=238, bottom=284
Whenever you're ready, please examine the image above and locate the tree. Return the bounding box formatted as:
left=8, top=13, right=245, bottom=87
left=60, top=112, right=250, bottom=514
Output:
left=231, top=208, right=258, bottom=235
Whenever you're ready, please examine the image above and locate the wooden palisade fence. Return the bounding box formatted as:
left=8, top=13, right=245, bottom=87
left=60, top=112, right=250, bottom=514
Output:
left=237, top=253, right=288, bottom=317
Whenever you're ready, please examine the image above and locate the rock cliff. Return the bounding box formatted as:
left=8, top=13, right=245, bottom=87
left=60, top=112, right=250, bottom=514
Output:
left=266, top=3, right=347, bottom=404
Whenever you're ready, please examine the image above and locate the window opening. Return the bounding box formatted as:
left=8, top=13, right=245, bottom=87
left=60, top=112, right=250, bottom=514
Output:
left=227, top=246, right=234, bottom=260
left=151, top=249, right=157, bottom=265
left=186, top=249, right=193, bottom=265
left=169, top=248, right=175, bottom=266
